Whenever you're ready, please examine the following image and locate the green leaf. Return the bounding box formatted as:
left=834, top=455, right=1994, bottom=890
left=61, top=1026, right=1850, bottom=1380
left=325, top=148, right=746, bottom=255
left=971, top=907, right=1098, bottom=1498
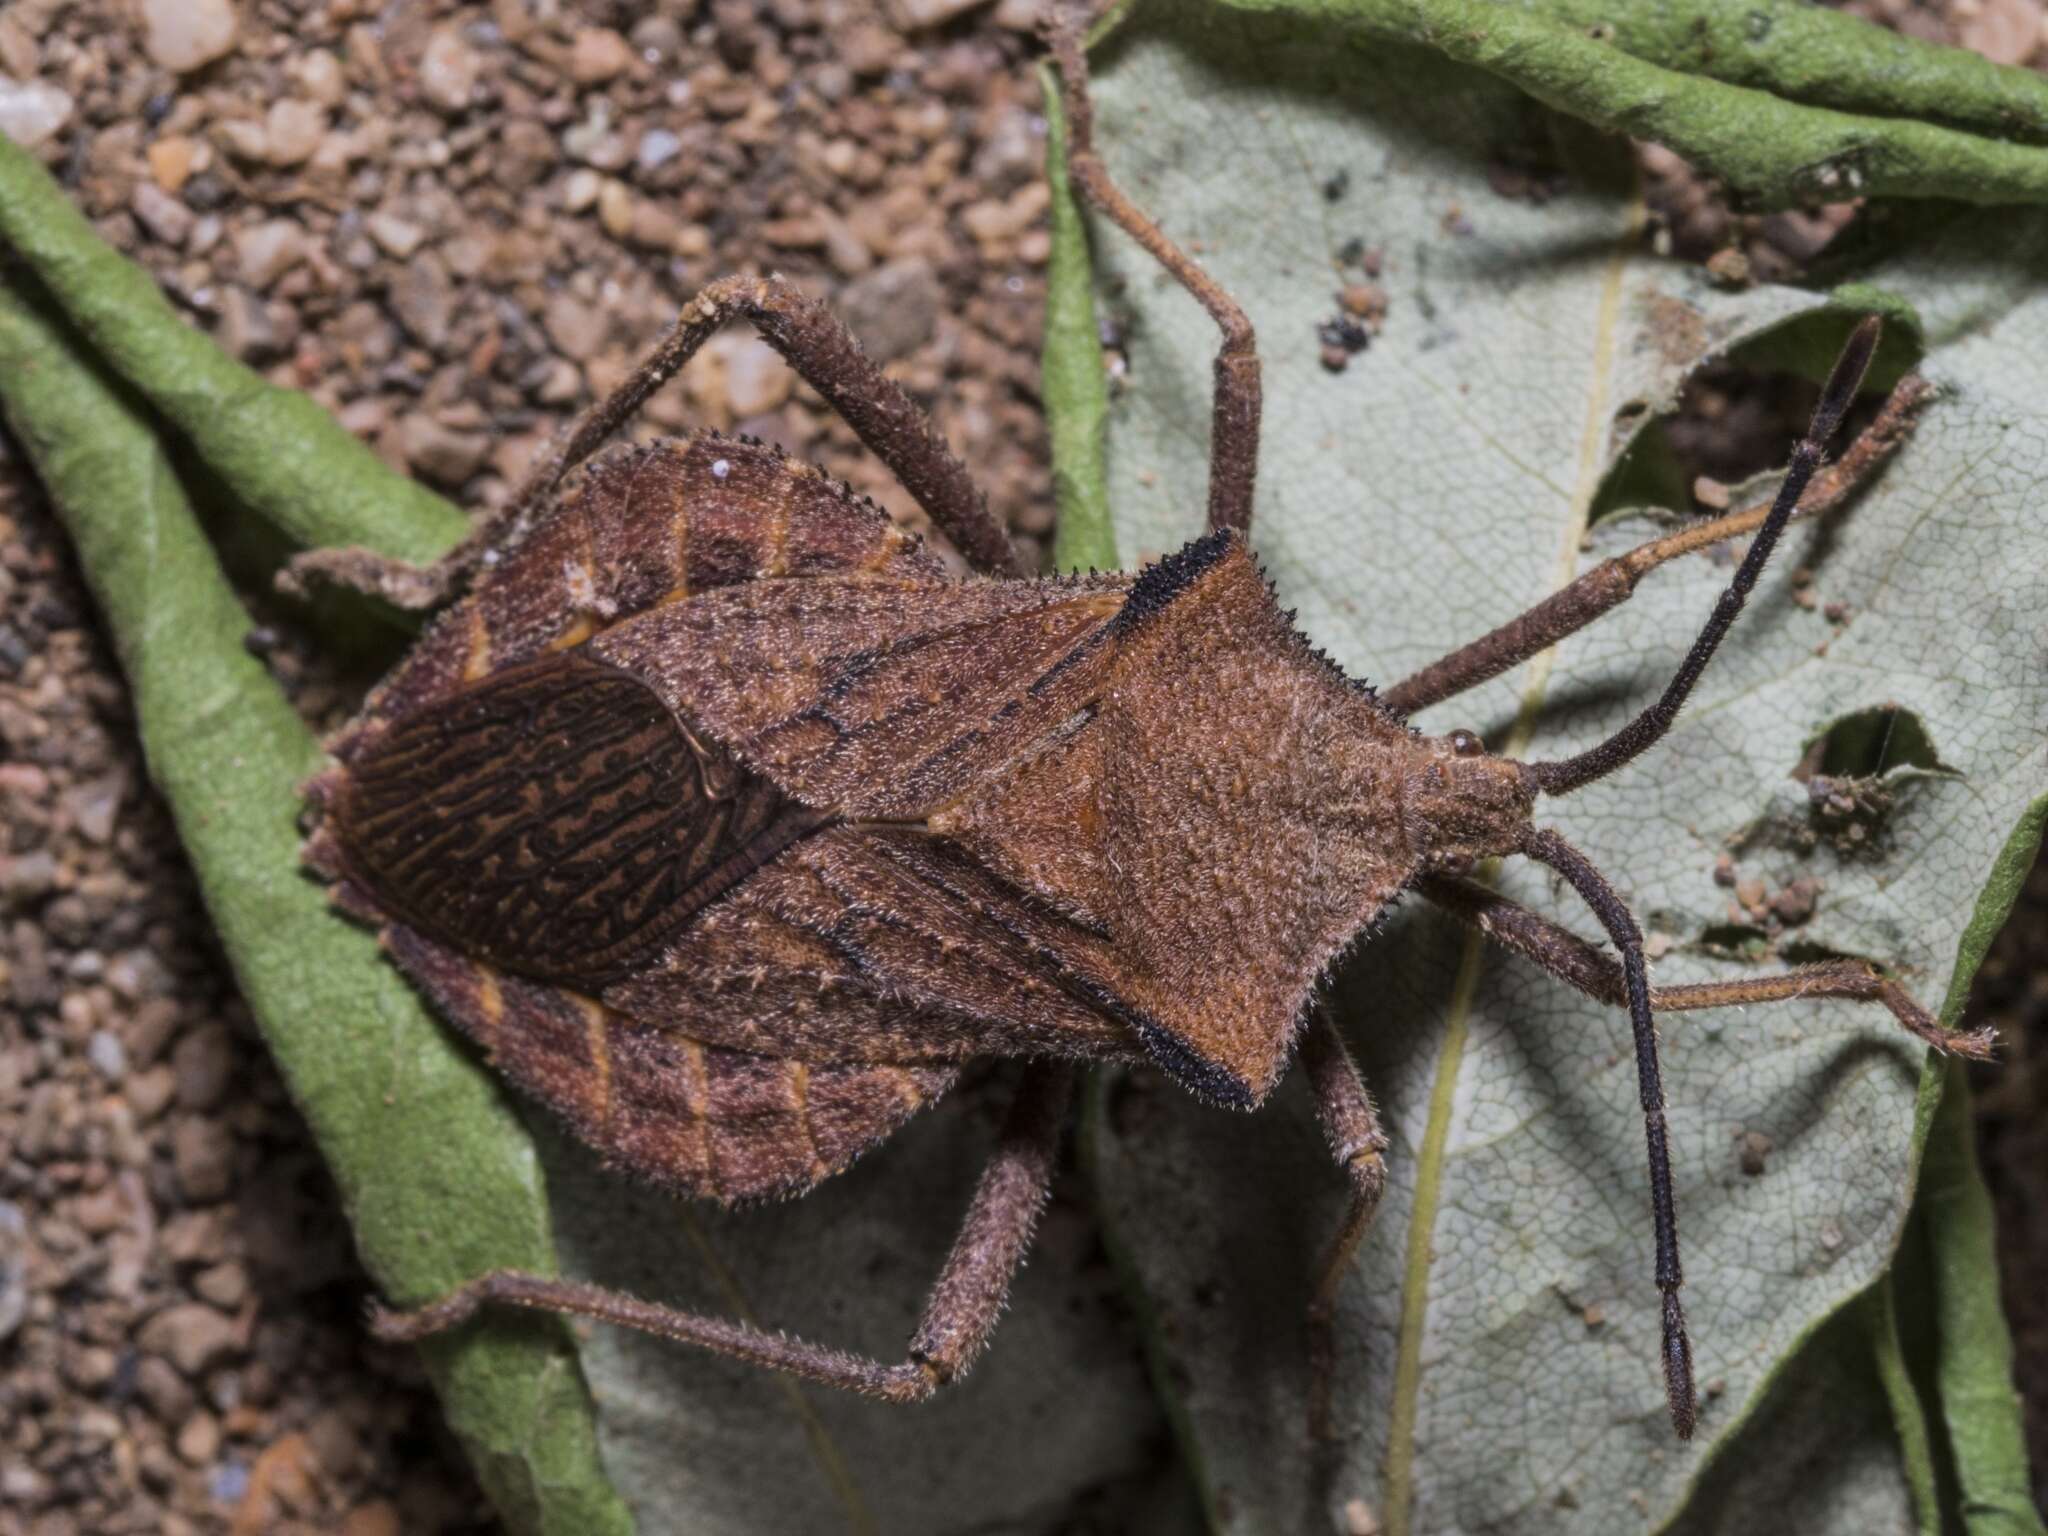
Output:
left=1041, top=59, right=1119, bottom=577
left=0, top=134, right=465, bottom=563
left=1923, top=1057, right=2048, bottom=1536
left=1223, top=0, right=2048, bottom=209
left=1863, top=1273, right=1942, bottom=1536
left=0, top=279, right=630, bottom=1536
left=1500, top=0, right=2048, bottom=145
left=1078, top=8, right=2047, bottom=1531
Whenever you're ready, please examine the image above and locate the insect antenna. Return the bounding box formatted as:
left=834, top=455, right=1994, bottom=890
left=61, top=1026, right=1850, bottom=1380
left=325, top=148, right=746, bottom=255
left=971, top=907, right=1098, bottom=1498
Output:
left=1517, top=823, right=1697, bottom=1439
left=1526, top=316, right=1882, bottom=798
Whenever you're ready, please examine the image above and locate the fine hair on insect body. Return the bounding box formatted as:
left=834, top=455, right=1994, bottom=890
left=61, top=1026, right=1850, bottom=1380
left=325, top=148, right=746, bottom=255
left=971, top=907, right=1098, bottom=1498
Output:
left=292, top=9, right=1994, bottom=1446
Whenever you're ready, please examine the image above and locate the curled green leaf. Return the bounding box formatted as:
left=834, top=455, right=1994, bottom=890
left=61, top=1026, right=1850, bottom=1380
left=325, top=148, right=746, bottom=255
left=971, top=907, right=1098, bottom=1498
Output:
left=1510, top=0, right=2048, bottom=145
left=1222, top=0, right=2048, bottom=208
left=0, top=134, right=465, bottom=562
left=1039, top=59, right=1119, bottom=577
left=1924, top=1052, right=2048, bottom=1536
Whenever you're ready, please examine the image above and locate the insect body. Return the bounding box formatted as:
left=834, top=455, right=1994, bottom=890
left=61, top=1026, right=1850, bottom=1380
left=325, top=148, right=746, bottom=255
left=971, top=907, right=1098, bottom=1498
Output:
left=302, top=22, right=1991, bottom=1437
left=310, top=431, right=1528, bottom=1175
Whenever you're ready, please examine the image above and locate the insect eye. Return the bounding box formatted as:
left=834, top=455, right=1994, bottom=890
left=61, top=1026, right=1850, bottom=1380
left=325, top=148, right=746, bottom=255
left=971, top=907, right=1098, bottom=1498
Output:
left=1449, top=729, right=1484, bottom=757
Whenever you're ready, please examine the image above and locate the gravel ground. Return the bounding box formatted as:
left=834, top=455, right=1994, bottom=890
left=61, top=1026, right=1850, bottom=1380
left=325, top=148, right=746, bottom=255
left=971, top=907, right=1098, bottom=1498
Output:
left=0, top=2, right=2041, bottom=1533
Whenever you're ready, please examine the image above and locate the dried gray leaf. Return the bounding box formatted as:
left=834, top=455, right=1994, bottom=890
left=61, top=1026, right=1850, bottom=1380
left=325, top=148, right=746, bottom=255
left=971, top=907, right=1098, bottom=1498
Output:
left=1083, top=9, right=2047, bottom=1533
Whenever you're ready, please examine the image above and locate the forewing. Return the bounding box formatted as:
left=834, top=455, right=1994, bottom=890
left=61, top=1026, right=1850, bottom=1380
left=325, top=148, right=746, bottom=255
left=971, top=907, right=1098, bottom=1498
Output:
left=325, top=648, right=823, bottom=989
left=325, top=433, right=944, bottom=765
left=591, top=575, right=1128, bottom=818
left=610, top=826, right=1132, bottom=1065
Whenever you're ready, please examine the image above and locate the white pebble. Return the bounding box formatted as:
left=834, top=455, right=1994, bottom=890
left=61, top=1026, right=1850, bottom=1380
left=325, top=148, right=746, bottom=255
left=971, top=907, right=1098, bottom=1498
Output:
left=0, top=80, right=72, bottom=147
left=140, top=0, right=237, bottom=74
left=88, top=1030, right=127, bottom=1082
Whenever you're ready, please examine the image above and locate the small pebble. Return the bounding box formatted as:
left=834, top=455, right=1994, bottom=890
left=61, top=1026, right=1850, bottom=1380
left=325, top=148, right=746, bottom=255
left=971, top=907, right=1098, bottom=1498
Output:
left=147, top=135, right=196, bottom=191
left=173, top=1116, right=237, bottom=1202
left=888, top=0, right=989, bottom=26
left=87, top=1029, right=127, bottom=1082
left=542, top=292, right=607, bottom=361
left=131, top=181, right=194, bottom=246
left=177, top=1410, right=222, bottom=1466
left=1770, top=877, right=1822, bottom=927
left=172, top=1024, right=234, bottom=1111
left=210, top=1460, right=251, bottom=1506
left=569, top=27, right=634, bottom=86
left=233, top=218, right=307, bottom=288
left=401, top=415, right=491, bottom=486
left=562, top=168, right=601, bottom=212
left=364, top=211, right=425, bottom=259
left=0, top=849, right=56, bottom=905
left=139, top=1303, right=242, bottom=1376
left=0, top=1202, right=26, bottom=1342
left=1959, top=0, right=2042, bottom=65
left=263, top=97, right=325, bottom=166
left=1738, top=1130, right=1773, bottom=1176
left=636, top=127, right=682, bottom=171
left=839, top=257, right=941, bottom=363
left=418, top=26, right=479, bottom=115
left=597, top=177, right=634, bottom=240
left=0, top=12, right=38, bottom=79
left=720, top=337, right=793, bottom=418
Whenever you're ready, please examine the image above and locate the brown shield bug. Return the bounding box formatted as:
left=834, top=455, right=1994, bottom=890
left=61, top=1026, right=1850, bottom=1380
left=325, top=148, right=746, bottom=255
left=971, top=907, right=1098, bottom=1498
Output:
left=295, top=18, right=1992, bottom=1439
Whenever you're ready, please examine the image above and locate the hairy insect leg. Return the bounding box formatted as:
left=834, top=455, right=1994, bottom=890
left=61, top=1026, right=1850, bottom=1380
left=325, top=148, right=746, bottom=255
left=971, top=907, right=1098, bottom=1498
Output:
left=1298, top=1010, right=1390, bottom=1443
left=370, top=1061, right=1074, bottom=1402
left=1511, top=826, right=1698, bottom=1436
left=1418, top=857, right=1993, bottom=1433
left=1420, top=873, right=1996, bottom=1058
left=1382, top=369, right=1929, bottom=718
left=1046, top=9, right=1262, bottom=535
left=285, top=273, right=1022, bottom=607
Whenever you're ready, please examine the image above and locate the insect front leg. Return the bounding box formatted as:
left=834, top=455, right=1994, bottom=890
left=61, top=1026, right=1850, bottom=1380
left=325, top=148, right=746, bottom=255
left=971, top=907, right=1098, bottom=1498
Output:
left=1298, top=1009, right=1390, bottom=1443
left=1047, top=8, right=1262, bottom=536
left=285, top=271, right=1022, bottom=607
left=1380, top=369, right=1929, bottom=717
left=370, top=1061, right=1074, bottom=1402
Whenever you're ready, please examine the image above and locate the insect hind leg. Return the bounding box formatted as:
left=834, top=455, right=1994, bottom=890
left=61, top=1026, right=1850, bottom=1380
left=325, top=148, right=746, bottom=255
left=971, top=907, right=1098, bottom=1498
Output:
left=371, top=1061, right=1075, bottom=1401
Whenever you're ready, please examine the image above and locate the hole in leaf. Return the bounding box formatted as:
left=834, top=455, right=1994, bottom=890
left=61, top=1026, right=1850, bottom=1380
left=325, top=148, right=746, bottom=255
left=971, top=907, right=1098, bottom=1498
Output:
left=1698, top=923, right=1771, bottom=959
left=1779, top=938, right=1871, bottom=968
left=1590, top=307, right=1925, bottom=526
left=1791, top=705, right=1953, bottom=858
left=1794, top=705, right=1950, bottom=781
